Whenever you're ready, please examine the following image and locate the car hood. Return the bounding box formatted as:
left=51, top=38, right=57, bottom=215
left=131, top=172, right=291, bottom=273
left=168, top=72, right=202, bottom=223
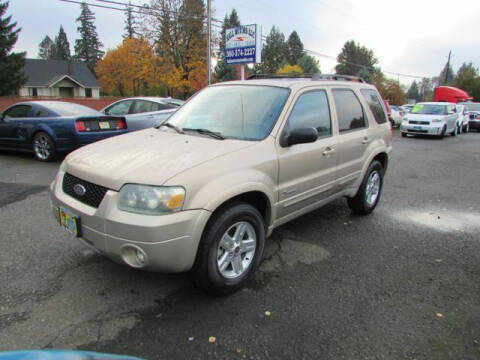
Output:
left=64, top=128, right=255, bottom=190
left=406, top=113, right=446, bottom=121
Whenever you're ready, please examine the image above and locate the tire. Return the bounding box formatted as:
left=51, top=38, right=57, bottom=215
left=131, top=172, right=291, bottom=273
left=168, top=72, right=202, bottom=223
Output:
left=401, top=132, right=407, bottom=138
left=438, top=125, right=446, bottom=139
left=458, top=125, right=463, bottom=134
left=33, top=132, right=57, bottom=161
left=191, top=202, right=266, bottom=295
left=347, top=160, right=384, bottom=215
left=465, top=123, right=470, bottom=133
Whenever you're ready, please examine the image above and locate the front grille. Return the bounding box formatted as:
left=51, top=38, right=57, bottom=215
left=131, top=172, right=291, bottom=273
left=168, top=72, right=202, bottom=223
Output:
left=63, top=173, right=108, bottom=208
left=409, top=120, right=430, bottom=125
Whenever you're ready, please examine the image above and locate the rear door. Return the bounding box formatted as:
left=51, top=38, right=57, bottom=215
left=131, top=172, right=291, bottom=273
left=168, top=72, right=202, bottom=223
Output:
left=0, top=104, right=32, bottom=148
left=276, top=88, right=338, bottom=220
left=332, top=88, right=371, bottom=191
left=128, top=100, right=175, bottom=130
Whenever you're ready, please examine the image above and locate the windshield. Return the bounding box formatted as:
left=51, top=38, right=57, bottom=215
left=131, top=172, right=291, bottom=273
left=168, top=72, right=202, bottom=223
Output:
left=411, top=104, right=447, bottom=115
left=46, top=102, right=100, bottom=116
left=463, top=103, right=480, bottom=112
left=165, top=85, right=290, bottom=140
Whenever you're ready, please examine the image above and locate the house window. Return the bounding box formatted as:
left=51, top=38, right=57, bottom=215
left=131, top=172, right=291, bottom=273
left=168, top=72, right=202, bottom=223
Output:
left=85, top=88, right=92, bottom=98
left=32, top=88, right=38, bottom=97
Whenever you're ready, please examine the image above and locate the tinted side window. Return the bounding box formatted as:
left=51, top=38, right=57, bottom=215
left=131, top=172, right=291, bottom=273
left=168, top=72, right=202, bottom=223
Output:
left=333, top=89, right=366, bottom=132
left=286, top=90, right=331, bottom=138
left=360, top=89, right=387, bottom=124
left=106, top=100, right=133, bottom=115
left=35, top=109, right=50, bottom=117
left=4, top=105, right=31, bottom=118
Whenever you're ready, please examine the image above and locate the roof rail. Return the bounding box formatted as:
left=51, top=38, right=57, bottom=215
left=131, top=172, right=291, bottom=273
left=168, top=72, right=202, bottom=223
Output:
left=312, top=74, right=366, bottom=83
left=247, top=73, right=366, bottom=83
left=247, top=73, right=315, bottom=80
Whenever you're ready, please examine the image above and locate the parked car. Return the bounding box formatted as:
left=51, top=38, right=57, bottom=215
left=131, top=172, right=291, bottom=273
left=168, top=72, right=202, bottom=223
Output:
left=455, top=104, right=469, bottom=133
left=0, top=101, right=128, bottom=161
left=400, top=102, right=458, bottom=138
left=400, top=104, right=414, bottom=113
left=50, top=75, right=392, bottom=294
left=101, top=97, right=185, bottom=131
left=462, top=102, right=480, bottom=132
left=383, top=99, right=393, bottom=125
left=389, top=105, right=406, bottom=127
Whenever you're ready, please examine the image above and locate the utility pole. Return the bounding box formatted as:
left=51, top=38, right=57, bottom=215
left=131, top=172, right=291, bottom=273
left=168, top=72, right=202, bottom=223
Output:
left=444, top=50, right=451, bottom=84
left=207, top=0, right=211, bottom=85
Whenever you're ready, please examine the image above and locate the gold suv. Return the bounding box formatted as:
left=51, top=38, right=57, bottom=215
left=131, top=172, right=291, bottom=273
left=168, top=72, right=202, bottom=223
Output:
left=50, top=75, right=392, bottom=294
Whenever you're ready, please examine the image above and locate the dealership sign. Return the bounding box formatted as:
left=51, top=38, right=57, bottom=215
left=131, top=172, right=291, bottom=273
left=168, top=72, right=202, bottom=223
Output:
left=225, top=24, right=262, bottom=64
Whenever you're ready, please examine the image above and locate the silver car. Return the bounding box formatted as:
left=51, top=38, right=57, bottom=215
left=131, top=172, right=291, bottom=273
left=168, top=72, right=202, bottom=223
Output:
left=101, top=97, right=185, bottom=131
left=400, top=102, right=458, bottom=139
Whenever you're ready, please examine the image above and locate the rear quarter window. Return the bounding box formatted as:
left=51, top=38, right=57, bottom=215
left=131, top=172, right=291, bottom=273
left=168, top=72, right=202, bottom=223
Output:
left=360, top=89, right=387, bottom=124
left=332, top=89, right=367, bottom=132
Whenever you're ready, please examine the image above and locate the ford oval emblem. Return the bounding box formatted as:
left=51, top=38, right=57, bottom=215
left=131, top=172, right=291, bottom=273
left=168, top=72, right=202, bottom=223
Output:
left=73, top=184, right=87, bottom=196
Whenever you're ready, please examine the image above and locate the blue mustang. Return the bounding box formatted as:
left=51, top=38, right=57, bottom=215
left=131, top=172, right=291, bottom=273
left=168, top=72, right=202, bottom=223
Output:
left=0, top=101, right=128, bottom=161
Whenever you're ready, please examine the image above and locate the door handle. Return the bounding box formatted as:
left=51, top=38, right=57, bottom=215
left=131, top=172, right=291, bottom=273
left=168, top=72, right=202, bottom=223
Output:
left=362, top=137, right=370, bottom=144
left=322, top=147, right=335, bottom=156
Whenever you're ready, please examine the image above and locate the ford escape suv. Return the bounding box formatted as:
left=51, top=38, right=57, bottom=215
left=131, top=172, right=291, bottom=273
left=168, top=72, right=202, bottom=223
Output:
left=50, top=74, right=392, bottom=294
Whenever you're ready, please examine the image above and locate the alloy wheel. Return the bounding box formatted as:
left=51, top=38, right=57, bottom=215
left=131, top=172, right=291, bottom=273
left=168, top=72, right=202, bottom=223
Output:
left=365, top=171, right=381, bottom=206
left=33, top=135, right=51, bottom=160
left=216, top=221, right=257, bottom=279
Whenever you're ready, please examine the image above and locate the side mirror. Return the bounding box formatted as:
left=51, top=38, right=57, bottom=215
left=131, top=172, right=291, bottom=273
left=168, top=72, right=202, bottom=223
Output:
left=281, top=127, right=318, bottom=147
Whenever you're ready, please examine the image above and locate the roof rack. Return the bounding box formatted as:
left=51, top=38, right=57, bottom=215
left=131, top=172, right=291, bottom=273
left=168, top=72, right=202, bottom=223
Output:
left=312, top=74, right=365, bottom=83
left=247, top=73, right=366, bottom=83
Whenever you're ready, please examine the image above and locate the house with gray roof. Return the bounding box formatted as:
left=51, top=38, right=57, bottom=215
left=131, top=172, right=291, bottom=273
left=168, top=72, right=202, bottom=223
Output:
left=19, top=59, right=100, bottom=98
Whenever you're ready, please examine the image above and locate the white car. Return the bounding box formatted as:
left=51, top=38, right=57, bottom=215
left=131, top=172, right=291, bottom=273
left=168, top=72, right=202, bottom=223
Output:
left=389, top=106, right=406, bottom=127
left=101, top=97, right=185, bottom=131
left=455, top=104, right=469, bottom=133
left=400, top=102, right=458, bottom=139
left=400, top=104, right=414, bottom=113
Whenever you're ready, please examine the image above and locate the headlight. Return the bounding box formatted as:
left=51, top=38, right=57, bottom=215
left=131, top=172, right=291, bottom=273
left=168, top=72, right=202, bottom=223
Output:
left=117, top=184, right=185, bottom=215
left=431, top=119, right=442, bottom=123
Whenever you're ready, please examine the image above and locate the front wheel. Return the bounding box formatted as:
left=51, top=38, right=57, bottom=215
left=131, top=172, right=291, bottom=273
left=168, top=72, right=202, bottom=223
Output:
left=191, top=203, right=265, bottom=295
left=33, top=132, right=57, bottom=161
left=451, top=125, right=458, bottom=137
left=347, top=160, right=384, bottom=215
left=438, top=125, right=446, bottom=139
left=401, top=132, right=407, bottom=138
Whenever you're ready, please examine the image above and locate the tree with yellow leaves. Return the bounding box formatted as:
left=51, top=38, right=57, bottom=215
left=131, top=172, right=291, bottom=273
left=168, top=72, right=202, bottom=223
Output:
left=277, top=64, right=304, bottom=75
left=96, top=38, right=160, bottom=96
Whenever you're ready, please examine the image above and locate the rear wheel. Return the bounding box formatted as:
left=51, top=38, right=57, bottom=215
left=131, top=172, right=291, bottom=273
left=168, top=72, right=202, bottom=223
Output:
left=191, top=203, right=265, bottom=295
left=33, top=132, right=57, bottom=162
left=347, top=160, right=384, bottom=215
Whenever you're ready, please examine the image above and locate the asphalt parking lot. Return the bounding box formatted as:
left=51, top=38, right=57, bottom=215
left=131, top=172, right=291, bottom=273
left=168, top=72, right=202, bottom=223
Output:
left=1, top=130, right=479, bottom=359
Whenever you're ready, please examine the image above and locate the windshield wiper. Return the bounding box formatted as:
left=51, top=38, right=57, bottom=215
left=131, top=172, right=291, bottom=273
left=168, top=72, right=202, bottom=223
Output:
left=183, top=128, right=225, bottom=140
left=157, top=122, right=184, bottom=134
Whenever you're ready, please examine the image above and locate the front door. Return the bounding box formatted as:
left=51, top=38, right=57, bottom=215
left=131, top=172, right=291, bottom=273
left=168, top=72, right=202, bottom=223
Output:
left=276, top=89, right=338, bottom=220
left=0, top=104, right=32, bottom=148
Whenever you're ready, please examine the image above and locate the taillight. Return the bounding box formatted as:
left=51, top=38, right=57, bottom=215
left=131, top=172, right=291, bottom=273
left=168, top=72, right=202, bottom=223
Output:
left=118, top=118, right=127, bottom=129
left=75, top=121, right=86, bottom=132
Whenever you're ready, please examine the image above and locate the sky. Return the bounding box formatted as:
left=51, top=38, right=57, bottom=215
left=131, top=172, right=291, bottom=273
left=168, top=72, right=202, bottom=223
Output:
left=8, top=0, right=480, bottom=86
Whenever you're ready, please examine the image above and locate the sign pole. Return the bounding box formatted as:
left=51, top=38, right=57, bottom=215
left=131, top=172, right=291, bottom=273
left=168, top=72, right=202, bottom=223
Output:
left=241, top=64, right=245, bottom=81
left=207, top=0, right=211, bottom=85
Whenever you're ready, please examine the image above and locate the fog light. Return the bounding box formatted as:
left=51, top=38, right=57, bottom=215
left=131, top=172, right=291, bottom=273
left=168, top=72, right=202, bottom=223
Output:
left=136, top=249, right=146, bottom=264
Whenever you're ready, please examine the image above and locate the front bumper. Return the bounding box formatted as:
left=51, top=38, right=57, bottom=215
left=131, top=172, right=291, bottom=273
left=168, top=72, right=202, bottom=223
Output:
left=400, top=123, right=443, bottom=136
left=50, top=170, right=211, bottom=272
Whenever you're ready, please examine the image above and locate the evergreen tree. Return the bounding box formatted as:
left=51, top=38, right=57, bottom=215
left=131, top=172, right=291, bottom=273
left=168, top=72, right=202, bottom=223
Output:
left=454, top=62, right=480, bottom=100
left=335, top=40, right=379, bottom=81
left=54, top=25, right=71, bottom=60
left=286, top=31, right=303, bottom=65
left=297, top=54, right=320, bottom=74
left=214, top=9, right=240, bottom=82
left=259, top=26, right=287, bottom=74
left=406, top=80, right=421, bottom=101
left=0, top=1, right=26, bottom=95
left=438, top=61, right=455, bottom=85
left=38, top=35, right=54, bottom=59
left=123, top=2, right=136, bottom=39
left=74, top=2, right=104, bottom=71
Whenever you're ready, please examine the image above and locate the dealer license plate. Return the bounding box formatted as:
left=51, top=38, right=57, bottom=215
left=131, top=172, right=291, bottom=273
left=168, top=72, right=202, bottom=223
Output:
left=59, top=208, right=81, bottom=237
left=99, top=121, right=110, bottom=129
